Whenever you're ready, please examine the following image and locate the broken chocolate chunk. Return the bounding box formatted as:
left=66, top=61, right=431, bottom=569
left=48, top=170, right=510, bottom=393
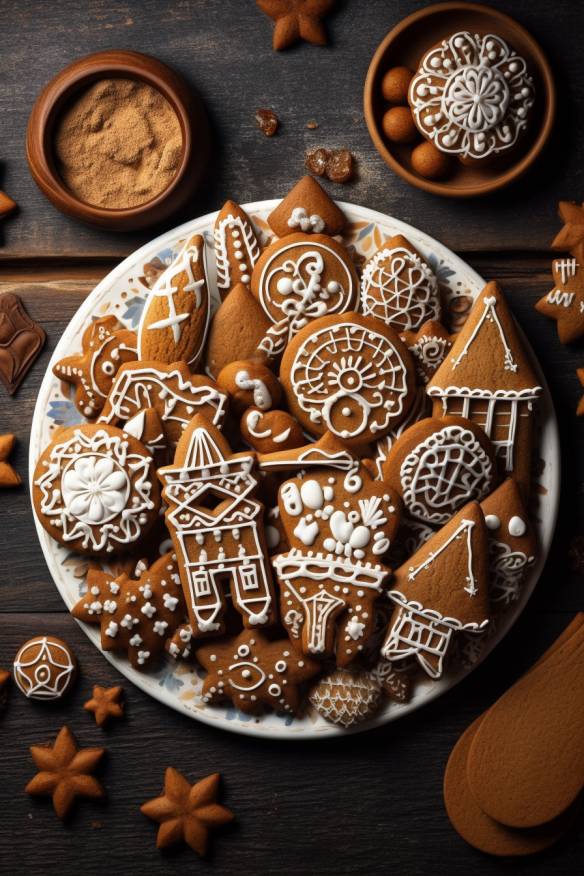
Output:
left=0, top=293, right=46, bottom=395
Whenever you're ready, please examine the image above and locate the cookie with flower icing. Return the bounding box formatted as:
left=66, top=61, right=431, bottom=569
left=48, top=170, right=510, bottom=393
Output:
left=360, top=235, right=441, bottom=332
left=32, top=423, right=160, bottom=555
left=216, top=358, right=282, bottom=415
left=214, top=200, right=261, bottom=298
left=280, top=311, right=416, bottom=449
left=251, top=232, right=358, bottom=358
left=267, top=175, right=346, bottom=238
left=409, top=31, right=535, bottom=165
left=53, top=315, right=137, bottom=419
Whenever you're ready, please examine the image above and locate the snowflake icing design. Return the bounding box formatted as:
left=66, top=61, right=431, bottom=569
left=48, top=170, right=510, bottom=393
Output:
left=361, top=246, right=440, bottom=331
left=61, top=456, right=130, bottom=524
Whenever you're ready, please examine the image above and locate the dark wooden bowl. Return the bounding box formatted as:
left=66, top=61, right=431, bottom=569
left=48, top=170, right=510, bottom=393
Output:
left=26, top=50, right=210, bottom=231
left=364, top=1, right=556, bottom=198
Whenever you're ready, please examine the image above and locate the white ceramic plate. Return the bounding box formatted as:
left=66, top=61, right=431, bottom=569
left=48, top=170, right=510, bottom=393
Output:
left=29, top=200, right=560, bottom=739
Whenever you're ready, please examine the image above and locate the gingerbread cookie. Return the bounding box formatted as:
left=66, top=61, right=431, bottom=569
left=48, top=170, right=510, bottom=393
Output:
left=427, top=282, right=542, bottom=497
left=360, top=235, right=440, bottom=332
left=241, top=407, right=304, bottom=454
left=99, top=360, right=227, bottom=448
left=33, top=424, right=160, bottom=555
left=256, top=0, right=334, bottom=51
left=578, top=367, right=584, bottom=416
left=280, top=311, right=416, bottom=449
left=400, top=319, right=454, bottom=384
left=258, top=430, right=355, bottom=473
left=84, top=685, right=124, bottom=727
left=381, top=416, right=496, bottom=526
left=552, top=201, right=584, bottom=262
left=138, top=234, right=209, bottom=367
left=0, top=433, right=21, bottom=487
left=158, top=415, right=277, bottom=637
left=382, top=501, right=490, bottom=678
left=535, top=256, right=584, bottom=343
left=205, top=282, right=272, bottom=377
left=216, top=358, right=282, bottom=414
left=308, top=669, right=382, bottom=728
left=72, top=552, right=186, bottom=669
left=274, top=461, right=401, bottom=665
left=251, top=232, right=358, bottom=358
left=0, top=292, right=46, bottom=395
left=0, top=668, right=9, bottom=707
left=369, top=658, right=413, bottom=704
left=409, top=32, right=535, bottom=164
left=214, top=200, right=261, bottom=297
left=267, top=175, right=346, bottom=238
left=53, top=315, right=136, bottom=419
left=372, top=388, right=429, bottom=479
left=13, top=635, right=77, bottom=701
left=196, top=629, right=320, bottom=715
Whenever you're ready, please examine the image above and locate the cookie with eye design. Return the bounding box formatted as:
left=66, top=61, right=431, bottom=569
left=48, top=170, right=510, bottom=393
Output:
left=53, top=315, right=137, bottom=419
left=216, top=359, right=282, bottom=415
left=195, top=629, right=320, bottom=715
left=280, top=311, right=416, bottom=449
left=251, top=232, right=358, bottom=359
left=240, top=408, right=304, bottom=454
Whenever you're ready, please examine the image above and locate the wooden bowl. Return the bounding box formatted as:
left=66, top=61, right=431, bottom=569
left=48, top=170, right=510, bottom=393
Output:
left=364, top=2, right=556, bottom=198
left=26, top=50, right=210, bottom=231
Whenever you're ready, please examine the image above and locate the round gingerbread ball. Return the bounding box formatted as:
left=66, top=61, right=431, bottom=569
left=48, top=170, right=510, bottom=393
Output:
left=382, top=107, right=418, bottom=144
left=381, top=66, right=413, bottom=104
left=411, top=141, right=453, bottom=180
left=13, top=635, right=77, bottom=701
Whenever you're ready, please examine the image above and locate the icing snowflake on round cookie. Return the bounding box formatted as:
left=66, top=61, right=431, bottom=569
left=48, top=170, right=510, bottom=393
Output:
left=409, top=31, right=535, bottom=161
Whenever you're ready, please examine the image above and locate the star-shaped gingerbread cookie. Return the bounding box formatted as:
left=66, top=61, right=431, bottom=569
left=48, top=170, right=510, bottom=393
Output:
left=0, top=433, right=20, bottom=487
left=25, top=725, right=105, bottom=820
left=84, top=685, right=124, bottom=727
left=552, top=201, right=584, bottom=262
left=141, top=769, right=234, bottom=856
left=195, top=629, right=320, bottom=715
left=256, top=0, right=335, bottom=51
left=535, top=257, right=584, bottom=343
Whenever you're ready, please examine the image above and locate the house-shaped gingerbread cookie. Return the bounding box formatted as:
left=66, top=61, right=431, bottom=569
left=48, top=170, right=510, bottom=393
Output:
left=426, top=282, right=542, bottom=497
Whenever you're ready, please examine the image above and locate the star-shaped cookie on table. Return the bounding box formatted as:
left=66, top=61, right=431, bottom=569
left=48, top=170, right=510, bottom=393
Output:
left=141, top=769, right=234, bottom=856
left=552, top=201, right=584, bottom=262
left=25, top=726, right=105, bottom=820
left=84, top=685, right=124, bottom=727
left=256, top=0, right=335, bottom=51
left=535, top=257, right=584, bottom=343
left=0, top=433, right=21, bottom=487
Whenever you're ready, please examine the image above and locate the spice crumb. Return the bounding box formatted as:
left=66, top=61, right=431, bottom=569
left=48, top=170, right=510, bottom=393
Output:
left=306, top=119, right=319, bottom=130
left=305, top=147, right=355, bottom=183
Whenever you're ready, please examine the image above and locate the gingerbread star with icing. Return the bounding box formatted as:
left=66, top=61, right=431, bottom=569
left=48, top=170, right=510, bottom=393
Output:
left=0, top=433, right=21, bottom=487
left=552, top=201, right=584, bottom=263
left=141, top=770, right=234, bottom=856
left=25, top=726, right=105, bottom=820
left=535, top=257, right=584, bottom=343
left=256, top=0, right=335, bottom=51
left=84, top=685, right=124, bottom=727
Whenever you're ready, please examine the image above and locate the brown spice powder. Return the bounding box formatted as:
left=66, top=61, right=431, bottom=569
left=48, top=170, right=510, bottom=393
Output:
left=55, top=78, right=183, bottom=209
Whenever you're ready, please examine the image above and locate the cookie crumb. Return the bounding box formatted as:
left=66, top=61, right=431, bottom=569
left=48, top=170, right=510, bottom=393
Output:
left=255, top=109, right=279, bottom=137
left=306, top=119, right=319, bottom=130
left=305, top=147, right=355, bottom=183
left=305, top=147, right=330, bottom=177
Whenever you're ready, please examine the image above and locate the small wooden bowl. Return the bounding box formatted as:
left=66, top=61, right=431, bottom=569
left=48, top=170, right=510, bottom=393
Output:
left=364, top=2, right=556, bottom=198
left=26, top=50, right=210, bottom=231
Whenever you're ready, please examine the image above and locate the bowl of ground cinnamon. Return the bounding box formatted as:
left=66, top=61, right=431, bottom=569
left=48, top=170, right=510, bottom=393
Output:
left=26, top=50, right=209, bottom=230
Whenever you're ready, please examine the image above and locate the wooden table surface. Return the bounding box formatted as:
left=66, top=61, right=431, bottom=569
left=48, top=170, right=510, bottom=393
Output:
left=0, top=1, right=583, bottom=873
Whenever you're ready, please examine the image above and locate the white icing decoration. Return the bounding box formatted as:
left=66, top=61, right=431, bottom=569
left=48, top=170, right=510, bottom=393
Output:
left=214, top=210, right=260, bottom=291
left=61, top=455, right=130, bottom=525
left=281, top=482, right=303, bottom=516
left=293, top=517, right=320, bottom=546
left=489, top=540, right=534, bottom=605
left=235, top=370, right=272, bottom=409
left=228, top=661, right=266, bottom=691
left=408, top=518, right=479, bottom=596
left=361, top=246, right=440, bottom=331
left=245, top=410, right=272, bottom=440
left=300, top=480, right=324, bottom=510
left=13, top=637, right=75, bottom=700
left=508, top=515, right=526, bottom=537
left=409, top=334, right=452, bottom=383
left=485, top=513, right=501, bottom=530
left=287, top=207, right=325, bottom=234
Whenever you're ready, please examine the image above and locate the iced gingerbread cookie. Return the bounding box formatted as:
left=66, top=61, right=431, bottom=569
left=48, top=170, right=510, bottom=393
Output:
left=400, top=319, right=454, bottom=384
left=267, top=175, right=346, bottom=238
left=138, top=235, right=209, bottom=367
left=308, top=668, right=382, bottom=728
left=535, top=256, right=584, bottom=344
left=195, top=628, right=320, bottom=716
left=99, top=360, right=227, bottom=448
left=273, top=460, right=401, bottom=665
left=251, top=232, right=358, bottom=358
left=33, top=424, right=160, bottom=555
left=214, top=200, right=261, bottom=298
left=205, top=282, right=272, bottom=377
left=372, top=388, right=429, bottom=479
left=216, top=358, right=282, bottom=414
left=72, top=552, right=186, bottom=669
left=240, top=407, right=304, bottom=454
left=381, top=416, right=496, bottom=526
left=53, top=315, right=137, bottom=419
left=409, top=31, right=535, bottom=164
left=382, top=501, right=490, bottom=678
left=280, top=311, right=416, bottom=449
left=158, top=415, right=277, bottom=638
left=13, top=635, right=77, bottom=701
left=360, top=235, right=440, bottom=332
left=258, top=430, right=356, bottom=474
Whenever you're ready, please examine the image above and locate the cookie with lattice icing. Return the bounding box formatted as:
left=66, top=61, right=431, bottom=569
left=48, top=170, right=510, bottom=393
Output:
left=267, top=175, right=346, bottom=238
left=280, top=311, right=416, bottom=449
left=360, top=235, right=441, bottom=332
left=214, top=200, right=261, bottom=298
left=32, top=423, right=160, bottom=556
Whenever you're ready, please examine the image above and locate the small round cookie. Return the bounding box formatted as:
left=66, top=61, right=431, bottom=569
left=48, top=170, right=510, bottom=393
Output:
left=280, top=311, right=416, bottom=449
left=381, top=416, right=496, bottom=525
left=381, top=66, right=414, bottom=104
left=251, top=232, right=359, bottom=359
left=13, top=635, right=77, bottom=701
left=381, top=107, right=418, bottom=144
left=411, top=141, right=453, bottom=179
left=33, top=423, right=160, bottom=555
left=240, top=407, right=304, bottom=454
left=216, top=359, right=282, bottom=415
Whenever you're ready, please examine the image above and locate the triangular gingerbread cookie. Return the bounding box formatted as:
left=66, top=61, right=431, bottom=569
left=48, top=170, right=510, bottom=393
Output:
left=267, top=175, right=346, bottom=238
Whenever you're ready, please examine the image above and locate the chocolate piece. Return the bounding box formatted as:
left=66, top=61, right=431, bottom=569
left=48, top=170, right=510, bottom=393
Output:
left=305, top=147, right=355, bottom=183
left=305, top=147, right=330, bottom=177
left=255, top=108, right=279, bottom=137
left=0, top=293, right=46, bottom=394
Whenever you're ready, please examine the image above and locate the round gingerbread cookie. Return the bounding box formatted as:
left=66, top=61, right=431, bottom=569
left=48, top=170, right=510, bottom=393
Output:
left=409, top=31, right=535, bottom=164
left=240, top=407, right=304, bottom=454
left=381, top=416, right=496, bottom=525
left=280, top=311, right=416, bottom=448
left=216, top=359, right=282, bottom=415
left=33, top=423, right=160, bottom=555
left=13, top=635, right=77, bottom=701
left=251, top=232, right=359, bottom=358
